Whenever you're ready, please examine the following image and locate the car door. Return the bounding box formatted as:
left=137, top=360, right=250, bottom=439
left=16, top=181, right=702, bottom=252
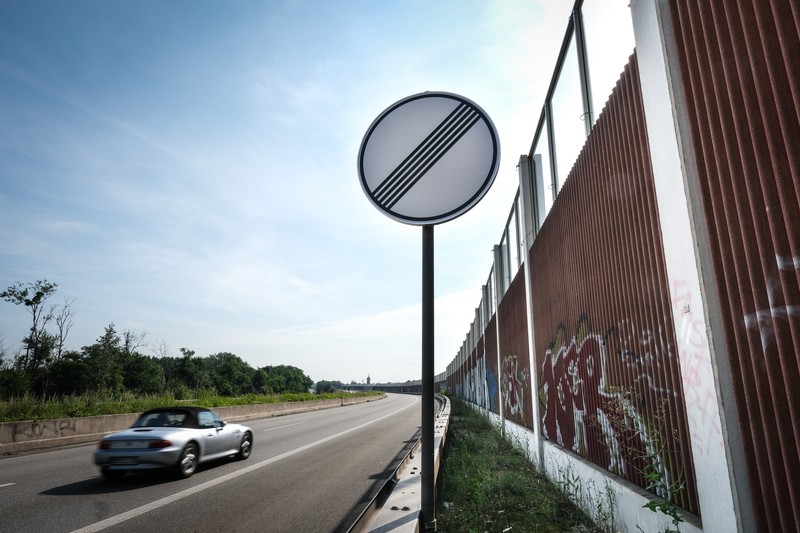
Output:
left=197, top=410, right=230, bottom=457
left=210, top=410, right=237, bottom=454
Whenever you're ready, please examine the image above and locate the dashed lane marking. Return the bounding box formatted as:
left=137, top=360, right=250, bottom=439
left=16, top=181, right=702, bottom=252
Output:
left=263, top=422, right=306, bottom=432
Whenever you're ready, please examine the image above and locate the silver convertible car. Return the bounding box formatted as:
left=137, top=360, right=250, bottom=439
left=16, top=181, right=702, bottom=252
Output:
left=94, top=406, right=253, bottom=480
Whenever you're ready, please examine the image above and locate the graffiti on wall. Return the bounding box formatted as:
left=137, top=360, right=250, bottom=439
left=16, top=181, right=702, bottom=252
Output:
left=476, top=356, right=487, bottom=409
left=486, top=364, right=498, bottom=413
left=502, top=353, right=529, bottom=419
left=539, top=314, right=683, bottom=495
left=466, top=363, right=474, bottom=406
left=743, top=254, right=800, bottom=354
left=672, top=278, right=724, bottom=457
left=11, top=419, right=77, bottom=442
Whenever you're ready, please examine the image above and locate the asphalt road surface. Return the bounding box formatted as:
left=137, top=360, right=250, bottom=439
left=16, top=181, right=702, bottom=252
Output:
left=0, top=393, right=421, bottom=533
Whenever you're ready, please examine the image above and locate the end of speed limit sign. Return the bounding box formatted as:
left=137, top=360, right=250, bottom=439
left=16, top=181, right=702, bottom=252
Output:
left=358, top=92, right=500, bottom=225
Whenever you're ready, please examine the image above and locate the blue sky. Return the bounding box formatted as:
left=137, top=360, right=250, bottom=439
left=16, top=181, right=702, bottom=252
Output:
left=0, top=0, right=634, bottom=384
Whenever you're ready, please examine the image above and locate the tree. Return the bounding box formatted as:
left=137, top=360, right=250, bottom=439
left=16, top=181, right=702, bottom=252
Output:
left=315, top=380, right=336, bottom=394
left=252, top=368, right=272, bottom=394
left=83, top=323, right=124, bottom=392
left=205, top=353, right=254, bottom=396
left=168, top=348, right=211, bottom=397
left=122, top=329, right=147, bottom=355
left=315, top=380, right=345, bottom=393
left=54, top=297, right=75, bottom=360
left=122, top=353, right=165, bottom=394
left=0, top=333, right=6, bottom=366
left=29, top=330, right=57, bottom=395
left=260, top=365, right=313, bottom=394
left=47, top=351, right=91, bottom=396
left=0, top=366, right=31, bottom=399
left=1, top=280, right=58, bottom=372
left=151, top=339, right=170, bottom=359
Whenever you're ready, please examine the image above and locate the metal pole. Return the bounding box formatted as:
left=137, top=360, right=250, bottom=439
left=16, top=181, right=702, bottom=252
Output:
left=421, top=224, right=436, bottom=531
left=573, top=3, right=595, bottom=136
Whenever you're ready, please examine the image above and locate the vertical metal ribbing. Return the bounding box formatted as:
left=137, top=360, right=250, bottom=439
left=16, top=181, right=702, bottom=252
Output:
left=485, top=315, right=499, bottom=415
left=669, top=0, right=800, bottom=528
left=497, top=268, right=532, bottom=429
left=528, top=53, right=700, bottom=514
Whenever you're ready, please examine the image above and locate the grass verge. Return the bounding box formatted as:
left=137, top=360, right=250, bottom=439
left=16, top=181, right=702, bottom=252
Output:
left=436, top=398, right=600, bottom=532
left=0, top=390, right=383, bottom=422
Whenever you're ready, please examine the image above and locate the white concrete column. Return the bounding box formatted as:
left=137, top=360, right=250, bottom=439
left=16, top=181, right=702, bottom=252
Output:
left=518, top=154, right=544, bottom=467
left=493, top=246, right=506, bottom=429
left=631, top=0, right=745, bottom=530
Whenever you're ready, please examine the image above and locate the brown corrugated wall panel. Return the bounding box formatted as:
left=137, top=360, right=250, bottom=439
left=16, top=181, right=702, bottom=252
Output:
left=473, top=337, right=486, bottom=407
left=470, top=346, right=478, bottom=404
left=669, top=1, right=800, bottom=529
left=498, top=267, right=534, bottom=429
left=485, top=315, right=500, bottom=414
left=530, top=55, right=699, bottom=514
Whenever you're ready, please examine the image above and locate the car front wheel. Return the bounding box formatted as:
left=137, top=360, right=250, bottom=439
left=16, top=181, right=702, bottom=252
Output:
left=176, top=443, right=199, bottom=478
left=237, top=432, right=252, bottom=460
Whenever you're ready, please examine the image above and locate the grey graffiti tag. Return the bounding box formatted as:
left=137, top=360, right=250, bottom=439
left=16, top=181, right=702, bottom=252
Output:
left=11, top=419, right=77, bottom=442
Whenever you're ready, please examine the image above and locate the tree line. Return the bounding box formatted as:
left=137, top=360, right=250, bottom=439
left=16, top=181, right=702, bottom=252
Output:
left=0, top=280, right=314, bottom=400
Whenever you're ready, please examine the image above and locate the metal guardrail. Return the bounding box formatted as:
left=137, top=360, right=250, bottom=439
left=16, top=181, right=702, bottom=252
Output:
left=349, top=395, right=451, bottom=533
left=3, top=393, right=447, bottom=532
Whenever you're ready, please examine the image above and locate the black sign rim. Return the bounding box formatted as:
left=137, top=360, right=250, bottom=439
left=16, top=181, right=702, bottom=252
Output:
left=357, top=91, right=500, bottom=226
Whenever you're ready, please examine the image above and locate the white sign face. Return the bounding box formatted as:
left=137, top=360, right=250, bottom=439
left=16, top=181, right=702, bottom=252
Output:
left=358, top=92, right=500, bottom=225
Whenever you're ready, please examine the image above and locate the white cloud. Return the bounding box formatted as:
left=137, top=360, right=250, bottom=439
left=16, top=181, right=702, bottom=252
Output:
left=44, top=220, right=96, bottom=233
left=0, top=0, right=634, bottom=385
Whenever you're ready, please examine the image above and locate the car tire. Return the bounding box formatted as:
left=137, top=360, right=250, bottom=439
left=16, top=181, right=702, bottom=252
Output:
left=176, top=443, right=199, bottom=478
left=237, top=432, right=253, bottom=460
left=101, top=467, right=126, bottom=481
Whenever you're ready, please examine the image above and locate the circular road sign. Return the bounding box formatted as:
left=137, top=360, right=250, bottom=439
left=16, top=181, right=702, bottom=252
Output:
left=358, top=91, right=500, bottom=225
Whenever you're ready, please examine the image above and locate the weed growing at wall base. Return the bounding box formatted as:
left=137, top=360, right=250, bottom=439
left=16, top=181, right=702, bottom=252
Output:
left=437, top=398, right=600, bottom=532
left=595, top=387, right=686, bottom=533
left=552, top=457, right=617, bottom=532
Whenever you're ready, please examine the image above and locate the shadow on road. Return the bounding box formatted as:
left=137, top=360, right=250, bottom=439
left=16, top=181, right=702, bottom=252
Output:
left=40, top=470, right=180, bottom=496
left=334, top=432, right=421, bottom=532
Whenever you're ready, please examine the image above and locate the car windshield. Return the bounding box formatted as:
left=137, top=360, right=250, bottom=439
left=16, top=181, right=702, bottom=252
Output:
left=133, top=411, right=188, bottom=428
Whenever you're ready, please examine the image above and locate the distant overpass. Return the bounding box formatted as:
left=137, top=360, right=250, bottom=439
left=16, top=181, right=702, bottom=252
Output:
left=346, top=373, right=446, bottom=395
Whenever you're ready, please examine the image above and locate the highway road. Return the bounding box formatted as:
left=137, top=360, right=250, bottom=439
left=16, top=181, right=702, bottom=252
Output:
left=0, top=393, right=421, bottom=533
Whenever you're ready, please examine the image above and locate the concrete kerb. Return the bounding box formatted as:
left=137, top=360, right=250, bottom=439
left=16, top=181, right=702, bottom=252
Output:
left=351, top=394, right=451, bottom=533
left=0, top=394, right=386, bottom=455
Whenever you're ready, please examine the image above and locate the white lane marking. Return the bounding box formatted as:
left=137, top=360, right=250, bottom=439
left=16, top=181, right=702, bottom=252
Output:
left=263, top=422, right=306, bottom=432
left=0, top=483, right=15, bottom=488
left=71, top=396, right=418, bottom=533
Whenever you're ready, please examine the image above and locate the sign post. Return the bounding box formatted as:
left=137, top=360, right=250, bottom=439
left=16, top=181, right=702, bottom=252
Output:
left=358, top=91, right=500, bottom=530
left=421, top=224, right=434, bottom=528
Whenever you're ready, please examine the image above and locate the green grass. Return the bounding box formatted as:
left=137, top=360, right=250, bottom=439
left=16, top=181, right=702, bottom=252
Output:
left=0, top=390, right=383, bottom=422
left=436, top=398, right=600, bottom=532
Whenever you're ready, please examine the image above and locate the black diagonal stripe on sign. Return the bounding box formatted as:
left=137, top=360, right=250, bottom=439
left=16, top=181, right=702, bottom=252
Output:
left=373, top=102, right=472, bottom=204
left=373, top=103, right=481, bottom=208
left=374, top=104, right=478, bottom=207
left=380, top=107, right=479, bottom=208
left=385, top=111, right=481, bottom=209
